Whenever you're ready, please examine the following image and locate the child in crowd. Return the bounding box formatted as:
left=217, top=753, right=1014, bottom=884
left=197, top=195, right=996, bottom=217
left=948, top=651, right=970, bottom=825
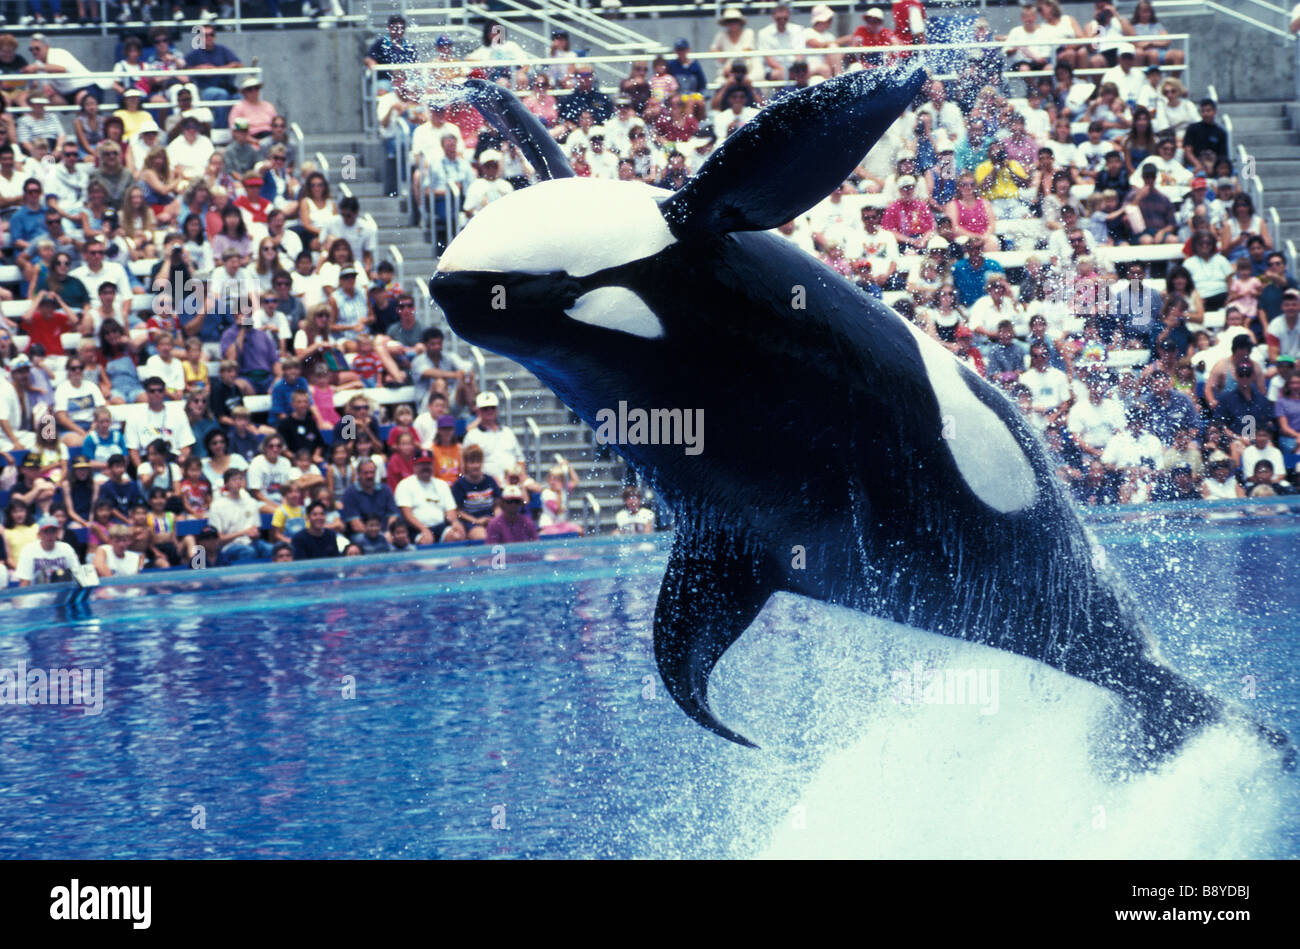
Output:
left=268, top=357, right=310, bottom=425
left=326, top=441, right=357, bottom=497
left=227, top=406, right=263, bottom=460
left=539, top=460, right=583, bottom=536
left=350, top=334, right=385, bottom=388
left=385, top=403, right=416, bottom=452
left=1227, top=255, right=1262, bottom=323
left=182, top=336, right=209, bottom=392
left=178, top=456, right=213, bottom=518
left=146, top=488, right=184, bottom=565
left=271, top=482, right=307, bottom=544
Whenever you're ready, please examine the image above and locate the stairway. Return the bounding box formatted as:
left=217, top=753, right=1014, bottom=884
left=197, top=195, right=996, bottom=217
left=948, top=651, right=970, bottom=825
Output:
left=306, top=131, right=635, bottom=533
left=1220, top=100, right=1300, bottom=252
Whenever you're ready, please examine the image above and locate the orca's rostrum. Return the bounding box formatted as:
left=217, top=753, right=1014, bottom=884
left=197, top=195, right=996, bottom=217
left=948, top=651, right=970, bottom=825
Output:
left=431, top=67, right=1292, bottom=767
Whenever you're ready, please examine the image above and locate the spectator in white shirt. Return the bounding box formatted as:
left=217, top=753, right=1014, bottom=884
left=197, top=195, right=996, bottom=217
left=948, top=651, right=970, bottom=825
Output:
left=757, top=4, right=806, bottom=81
left=319, top=195, right=377, bottom=277
left=461, top=150, right=513, bottom=220
left=462, top=391, right=524, bottom=484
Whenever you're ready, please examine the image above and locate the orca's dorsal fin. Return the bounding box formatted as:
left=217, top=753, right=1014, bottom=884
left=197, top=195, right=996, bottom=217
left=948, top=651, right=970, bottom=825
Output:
left=660, top=64, right=927, bottom=237
left=653, top=522, right=780, bottom=748
left=460, top=78, right=575, bottom=181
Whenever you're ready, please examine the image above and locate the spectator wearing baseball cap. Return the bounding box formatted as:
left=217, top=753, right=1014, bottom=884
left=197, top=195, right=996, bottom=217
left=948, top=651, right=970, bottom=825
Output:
left=394, top=448, right=465, bottom=544
left=667, top=37, right=708, bottom=95
left=463, top=391, right=525, bottom=485
left=14, top=514, right=79, bottom=587
left=486, top=483, right=538, bottom=545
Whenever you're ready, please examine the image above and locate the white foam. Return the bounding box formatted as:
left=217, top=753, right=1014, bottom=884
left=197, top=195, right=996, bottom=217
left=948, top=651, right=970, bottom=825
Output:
left=436, top=178, right=676, bottom=278
left=698, top=596, right=1289, bottom=860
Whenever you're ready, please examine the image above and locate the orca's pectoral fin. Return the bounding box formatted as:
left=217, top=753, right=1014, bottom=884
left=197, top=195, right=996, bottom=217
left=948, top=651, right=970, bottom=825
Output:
left=459, top=78, right=574, bottom=181
left=659, top=64, right=927, bottom=237
left=653, top=528, right=777, bottom=749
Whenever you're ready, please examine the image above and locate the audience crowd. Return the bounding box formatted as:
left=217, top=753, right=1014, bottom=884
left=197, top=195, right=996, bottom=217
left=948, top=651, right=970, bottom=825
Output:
left=4, top=4, right=1296, bottom=586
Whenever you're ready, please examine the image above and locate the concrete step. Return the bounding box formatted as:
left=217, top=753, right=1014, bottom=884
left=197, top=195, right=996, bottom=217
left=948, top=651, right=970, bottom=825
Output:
left=1250, top=160, right=1300, bottom=177
left=1227, top=116, right=1293, bottom=135
left=337, top=181, right=391, bottom=198
left=1240, top=144, right=1300, bottom=159
left=1231, top=129, right=1299, bottom=146
left=1222, top=101, right=1290, bottom=117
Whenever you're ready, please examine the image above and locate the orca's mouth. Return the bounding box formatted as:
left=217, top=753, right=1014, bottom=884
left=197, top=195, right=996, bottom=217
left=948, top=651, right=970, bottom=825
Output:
left=430, top=270, right=585, bottom=320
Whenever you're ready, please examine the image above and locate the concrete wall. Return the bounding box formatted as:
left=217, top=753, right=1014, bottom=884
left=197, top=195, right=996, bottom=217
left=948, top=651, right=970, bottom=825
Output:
left=32, top=28, right=369, bottom=133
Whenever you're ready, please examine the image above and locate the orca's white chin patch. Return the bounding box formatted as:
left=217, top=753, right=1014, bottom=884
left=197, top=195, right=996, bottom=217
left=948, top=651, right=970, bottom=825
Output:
left=901, top=322, right=1038, bottom=514
left=565, top=287, right=664, bottom=339
left=436, top=178, right=677, bottom=278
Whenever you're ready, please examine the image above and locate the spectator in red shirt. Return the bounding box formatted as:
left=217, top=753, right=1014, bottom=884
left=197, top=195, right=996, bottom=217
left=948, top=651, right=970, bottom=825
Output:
left=881, top=176, right=935, bottom=253
left=387, top=428, right=417, bottom=491
left=843, top=7, right=898, bottom=68
left=23, top=293, right=77, bottom=357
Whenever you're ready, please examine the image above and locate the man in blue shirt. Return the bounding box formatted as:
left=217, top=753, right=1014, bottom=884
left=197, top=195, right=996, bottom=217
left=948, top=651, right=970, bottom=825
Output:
left=8, top=178, right=48, bottom=254
left=666, top=39, right=708, bottom=95
left=184, top=24, right=242, bottom=125
left=950, top=238, right=1004, bottom=307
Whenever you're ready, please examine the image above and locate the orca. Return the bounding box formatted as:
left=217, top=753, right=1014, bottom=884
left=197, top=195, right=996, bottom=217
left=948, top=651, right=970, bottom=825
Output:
left=432, top=69, right=1292, bottom=767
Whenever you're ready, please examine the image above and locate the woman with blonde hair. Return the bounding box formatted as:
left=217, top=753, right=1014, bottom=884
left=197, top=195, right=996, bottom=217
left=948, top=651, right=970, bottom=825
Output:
left=1154, top=78, right=1198, bottom=140
left=253, top=236, right=283, bottom=293
left=137, top=147, right=184, bottom=223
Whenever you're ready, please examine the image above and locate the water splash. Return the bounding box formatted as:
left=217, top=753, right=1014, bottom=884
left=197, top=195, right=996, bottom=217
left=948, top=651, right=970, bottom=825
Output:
left=700, top=595, right=1291, bottom=859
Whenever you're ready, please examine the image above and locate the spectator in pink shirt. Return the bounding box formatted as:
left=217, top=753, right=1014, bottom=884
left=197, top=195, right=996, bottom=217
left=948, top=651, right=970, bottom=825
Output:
left=485, top=484, right=538, bottom=544
left=229, top=77, right=278, bottom=138
left=881, top=175, right=935, bottom=253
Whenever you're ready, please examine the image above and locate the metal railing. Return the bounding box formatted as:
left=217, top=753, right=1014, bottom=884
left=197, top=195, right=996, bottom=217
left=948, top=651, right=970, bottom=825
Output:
left=525, top=416, right=542, bottom=476
left=290, top=121, right=306, bottom=170
left=582, top=491, right=601, bottom=536
left=496, top=379, right=514, bottom=428
left=469, top=345, right=489, bottom=407
left=363, top=33, right=1194, bottom=126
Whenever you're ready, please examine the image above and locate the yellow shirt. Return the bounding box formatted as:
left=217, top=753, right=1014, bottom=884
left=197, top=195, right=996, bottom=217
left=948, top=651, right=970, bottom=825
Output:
left=974, top=159, right=1028, bottom=200
left=113, top=108, right=151, bottom=141
left=271, top=503, right=304, bottom=532
left=5, top=524, right=38, bottom=564
left=183, top=359, right=209, bottom=387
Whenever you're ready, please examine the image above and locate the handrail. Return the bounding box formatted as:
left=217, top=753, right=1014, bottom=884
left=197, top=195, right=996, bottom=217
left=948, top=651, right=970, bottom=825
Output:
left=368, top=35, right=1198, bottom=72
left=1203, top=0, right=1297, bottom=39
left=290, top=121, right=306, bottom=170
left=463, top=0, right=625, bottom=84
left=389, top=244, right=406, bottom=292
left=496, top=379, right=514, bottom=429
left=525, top=416, right=542, bottom=477
left=1287, top=239, right=1299, bottom=277
left=394, top=120, right=413, bottom=215
left=315, top=151, right=331, bottom=177
left=583, top=492, right=601, bottom=536
left=546, top=0, right=664, bottom=50
left=469, top=345, right=489, bottom=407
left=15, top=66, right=261, bottom=83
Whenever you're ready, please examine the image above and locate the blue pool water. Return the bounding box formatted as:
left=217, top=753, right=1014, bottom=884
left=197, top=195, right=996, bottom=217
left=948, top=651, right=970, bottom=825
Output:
left=1, top=505, right=1297, bottom=859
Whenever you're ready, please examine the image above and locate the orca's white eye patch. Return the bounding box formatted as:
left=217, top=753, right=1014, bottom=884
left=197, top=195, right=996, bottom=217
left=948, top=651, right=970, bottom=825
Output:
left=564, top=287, right=664, bottom=339
left=436, top=178, right=676, bottom=278
left=901, top=321, right=1038, bottom=514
